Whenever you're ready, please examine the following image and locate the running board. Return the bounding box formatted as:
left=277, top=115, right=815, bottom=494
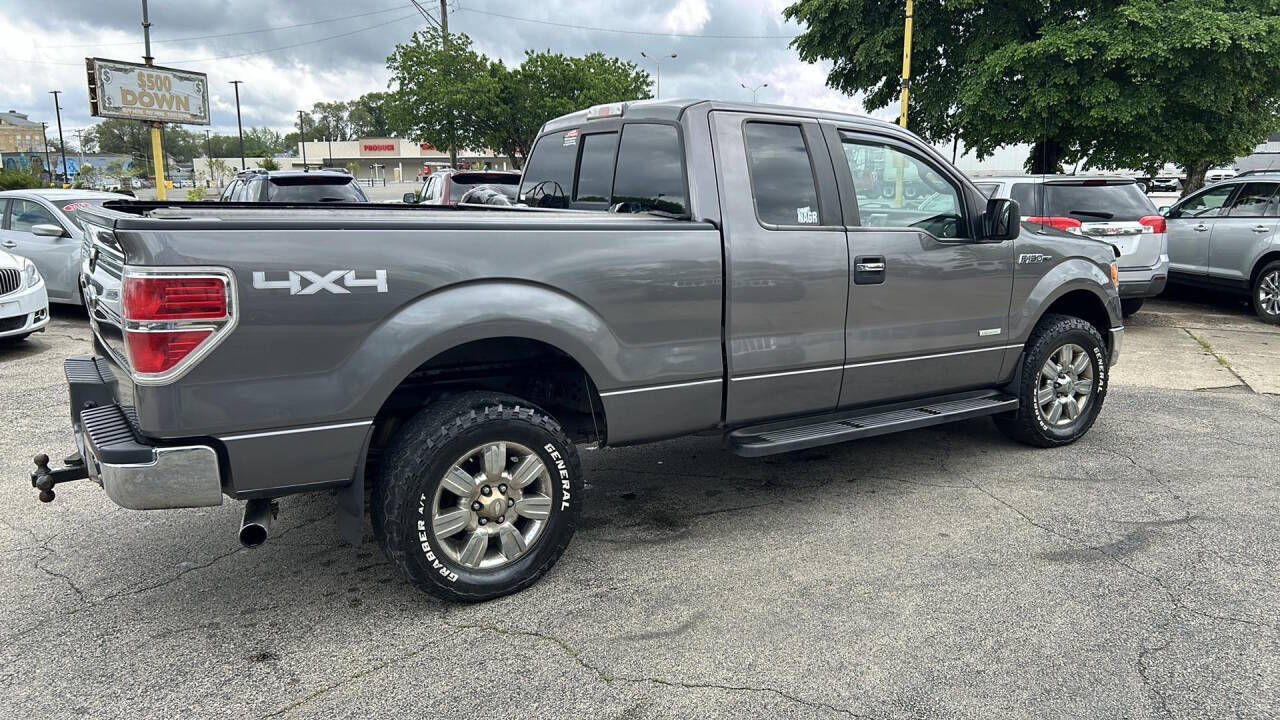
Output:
left=727, top=392, right=1019, bottom=457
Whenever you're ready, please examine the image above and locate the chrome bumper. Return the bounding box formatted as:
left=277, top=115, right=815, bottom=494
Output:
left=79, top=435, right=224, bottom=510
left=1109, top=327, right=1124, bottom=367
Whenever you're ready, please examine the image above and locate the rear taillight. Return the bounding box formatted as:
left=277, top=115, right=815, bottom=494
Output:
left=121, top=269, right=236, bottom=382
left=1027, top=216, right=1083, bottom=233
left=1139, top=215, right=1167, bottom=234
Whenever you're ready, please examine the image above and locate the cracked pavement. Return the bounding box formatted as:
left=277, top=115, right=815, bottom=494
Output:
left=1, top=291, right=1278, bottom=719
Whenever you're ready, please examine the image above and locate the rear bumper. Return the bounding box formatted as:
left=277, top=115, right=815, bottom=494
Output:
left=66, top=356, right=223, bottom=510
left=1118, top=260, right=1168, bottom=299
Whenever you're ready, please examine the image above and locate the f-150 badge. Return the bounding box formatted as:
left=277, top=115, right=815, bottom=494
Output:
left=1018, top=254, right=1053, bottom=264
left=252, top=270, right=388, bottom=295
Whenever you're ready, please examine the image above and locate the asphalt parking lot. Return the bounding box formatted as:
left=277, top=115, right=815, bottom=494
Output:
left=1, top=289, right=1277, bottom=719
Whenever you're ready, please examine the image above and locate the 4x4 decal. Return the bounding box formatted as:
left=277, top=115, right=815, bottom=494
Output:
left=251, top=270, right=388, bottom=295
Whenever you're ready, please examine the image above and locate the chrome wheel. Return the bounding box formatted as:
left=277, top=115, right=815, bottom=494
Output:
left=1259, top=270, right=1280, bottom=316
left=430, top=441, right=554, bottom=570
left=1036, top=343, right=1094, bottom=427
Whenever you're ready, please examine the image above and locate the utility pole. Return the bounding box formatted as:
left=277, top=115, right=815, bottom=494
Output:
left=40, top=122, right=52, bottom=185
left=141, top=0, right=168, bottom=200
left=205, top=129, right=213, bottom=187
left=298, top=110, right=308, bottom=168
left=73, top=128, right=86, bottom=174
left=640, top=52, right=677, bottom=98
left=50, top=91, right=67, bottom=186
left=327, top=136, right=333, bottom=167
left=229, top=80, right=246, bottom=170
left=439, top=0, right=458, bottom=167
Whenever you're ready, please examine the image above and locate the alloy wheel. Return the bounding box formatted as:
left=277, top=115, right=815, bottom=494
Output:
left=1259, top=270, right=1280, bottom=316
left=1036, top=343, right=1094, bottom=427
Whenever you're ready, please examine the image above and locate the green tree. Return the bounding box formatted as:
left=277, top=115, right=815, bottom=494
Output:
left=258, top=156, right=280, bottom=171
left=348, top=91, right=396, bottom=137
left=243, top=127, right=286, bottom=156
left=387, top=28, right=501, bottom=167
left=785, top=0, right=1280, bottom=192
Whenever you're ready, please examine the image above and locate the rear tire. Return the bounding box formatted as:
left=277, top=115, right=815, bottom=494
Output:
left=994, top=314, right=1109, bottom=448
left=1250, top=261, right=1280, bottom=325
left=1120, top=298, right=1144, bottom=317
left=372, top=392, right=581, bottom=603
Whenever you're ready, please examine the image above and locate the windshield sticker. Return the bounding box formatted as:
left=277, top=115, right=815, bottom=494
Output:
left=563, top=129, right=580, bottom=146
left=63, top=202, right=93, bottom=213
left=796, top=206, right=819, bottom=224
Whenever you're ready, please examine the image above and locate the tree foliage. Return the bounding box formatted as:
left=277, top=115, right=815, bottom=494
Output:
left=386, top=29, right=650, bottom=167
left=785, top=0, right=1280, bottom=190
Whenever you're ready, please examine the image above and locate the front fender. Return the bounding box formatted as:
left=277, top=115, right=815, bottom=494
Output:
left=1011, top=258, right=1122, bottom=343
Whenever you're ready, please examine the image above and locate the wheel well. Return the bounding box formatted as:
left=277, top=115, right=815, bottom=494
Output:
left=1042, top=289, right=1111, bottom=348
left=363, top=338, right=606, bottom=479
left=1250, top=251, right=1280, bottom=287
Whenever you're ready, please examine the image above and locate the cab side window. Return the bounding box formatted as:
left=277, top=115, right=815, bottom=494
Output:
left=840, top=135, right=967, bottom=239
left=744, top=122, right=822, bottom=227
left=519, top=132, right=577, bottom=208
left=10, top=199, right=59, bottom=233
left=220, top=179, right=241, bottom=202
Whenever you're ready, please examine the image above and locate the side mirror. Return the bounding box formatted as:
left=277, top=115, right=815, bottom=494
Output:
left=1157, top=205, right=1171, bottom=216
left=31, top=223, right=67, bottom=238
left=983, top=197, right=1020, bottom=241
left=402, top=192, right=417, bottom=204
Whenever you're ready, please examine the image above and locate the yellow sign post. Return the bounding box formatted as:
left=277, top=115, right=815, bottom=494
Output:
left=150, top=124, right=167, bottom=201
left=894, top=0, right=915, bottom=208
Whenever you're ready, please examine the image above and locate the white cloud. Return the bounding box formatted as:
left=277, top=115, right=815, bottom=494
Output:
left=664, top=0, right=711, bottom=35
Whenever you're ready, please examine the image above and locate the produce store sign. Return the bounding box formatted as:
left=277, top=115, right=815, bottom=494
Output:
left=86, top=58, right=210, bottom=125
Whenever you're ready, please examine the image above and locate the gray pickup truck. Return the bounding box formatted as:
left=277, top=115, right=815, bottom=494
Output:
left=31, top=100, right=1124, bottom=602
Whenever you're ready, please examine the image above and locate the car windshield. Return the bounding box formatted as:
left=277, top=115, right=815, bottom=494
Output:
left=449, top=173, right=519, bottom=190
left=265, top=177, right=367, bottom=202
left=1012, top=182, right=1155, bottom=220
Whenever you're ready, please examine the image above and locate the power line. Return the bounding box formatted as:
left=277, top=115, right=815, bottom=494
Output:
left=454, top=7, right=797, bottom=39
left=37, top=5, right=412, bottom=49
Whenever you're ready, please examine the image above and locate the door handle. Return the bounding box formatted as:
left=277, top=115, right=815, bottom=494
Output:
left=1253, top=225, right=1271, bottom=234
left=855, top=262, right=886, bottom=272
left=0, top=240, right=15, bottom=248
left=854, top=255, right=886, bottom=285
left=1193, top=224, right=1209, bottom=232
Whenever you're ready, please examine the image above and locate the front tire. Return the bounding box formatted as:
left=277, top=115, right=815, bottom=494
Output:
left=994, top=314, right=1109, bottom=448
left=372, top=392, right=582, bottom=602
left=1251, top=261, right=1280, bottom=325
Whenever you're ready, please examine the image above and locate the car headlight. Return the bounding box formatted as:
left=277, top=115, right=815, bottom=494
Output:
left=21, top=258, right=41, bottom=288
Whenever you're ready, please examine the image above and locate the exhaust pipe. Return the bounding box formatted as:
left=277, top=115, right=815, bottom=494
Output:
left=239, top=499, right=276, bottom=548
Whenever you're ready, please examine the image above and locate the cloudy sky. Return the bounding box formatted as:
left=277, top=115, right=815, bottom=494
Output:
left=0, top=0, right=888, bottom=135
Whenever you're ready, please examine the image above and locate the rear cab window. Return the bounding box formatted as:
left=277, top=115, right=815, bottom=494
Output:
left=519, top=122, right=688, bottom=215
left=743, top=122, right=822, bottom=226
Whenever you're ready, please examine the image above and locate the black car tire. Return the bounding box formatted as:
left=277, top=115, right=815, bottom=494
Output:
left=373, top=392, right=582, bottom=602
left=1120, top=298, right=1144, bottom=317
left=1250, top=260, right=1280, bottom=325
left=994, top=314, right=1109, bottom=448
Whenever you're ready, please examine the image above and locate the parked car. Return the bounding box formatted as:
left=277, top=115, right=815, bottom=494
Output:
left=1205, top=168, right=1238, bottom=184
left=1148, top=177, right=1182, bottom=194
left=404, top=170, right=521, bottom=205
left=978, top=176, right=1167, bottom=316
left=218, top=169, right=369, bottom=203
left=43, top=99, right=1123, bottom=603
left=0, top=246, right=48, bottom=342
left=0, top=189, right=130, bottom=305
left=1159, top=174, right=1280, bottom=323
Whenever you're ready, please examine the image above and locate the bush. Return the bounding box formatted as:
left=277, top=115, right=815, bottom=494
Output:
left=185, top=187, right=205, bottom=201
left=258, top=156, right=280, bottom=171
left=0, top=168, right=45, bottom=190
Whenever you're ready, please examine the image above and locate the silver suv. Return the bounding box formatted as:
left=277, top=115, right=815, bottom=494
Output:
left=975, top=176, right=1168, bottom=317
left=1160, top=174, right=1280, bottom=323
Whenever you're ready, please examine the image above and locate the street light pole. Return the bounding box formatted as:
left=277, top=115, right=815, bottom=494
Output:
left=229, top=80, right=246, bottom=170
left=40, top=122, right=52, bottom=184
left=49, top=91, right=67, bottom=186
left=741, top=82, right=769, bottom=103
left=298, top=110, right=308, bottom=168
left=640, top=52, right=677, bottom=98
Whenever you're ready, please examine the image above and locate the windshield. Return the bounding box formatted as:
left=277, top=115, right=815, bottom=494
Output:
left=266, top=177, right=368, bottom=202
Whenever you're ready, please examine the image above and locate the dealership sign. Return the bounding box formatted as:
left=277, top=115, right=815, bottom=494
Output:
left=86, top=58, right=210, bottom=125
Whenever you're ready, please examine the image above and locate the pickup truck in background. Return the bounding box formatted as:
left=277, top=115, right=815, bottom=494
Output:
left=31, top=100, right=1124, bottom=602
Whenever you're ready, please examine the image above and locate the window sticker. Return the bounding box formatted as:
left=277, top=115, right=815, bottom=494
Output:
left=563, top=129, right=580, bottom=146
left=796, top=206, right=819, bottom=224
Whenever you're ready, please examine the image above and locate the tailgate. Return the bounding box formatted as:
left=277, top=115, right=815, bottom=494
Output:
left=1081, top=221, right=1164, bottom=269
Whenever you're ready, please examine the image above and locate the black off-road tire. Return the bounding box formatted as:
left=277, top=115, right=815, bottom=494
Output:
left=372, top=392, right=582, bottom=602
left=994, top=314, right=1109, bottom=448
left=1250, top=260, right=1280, bottom=325
left=1120, top=298, right=1144, bottom=317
